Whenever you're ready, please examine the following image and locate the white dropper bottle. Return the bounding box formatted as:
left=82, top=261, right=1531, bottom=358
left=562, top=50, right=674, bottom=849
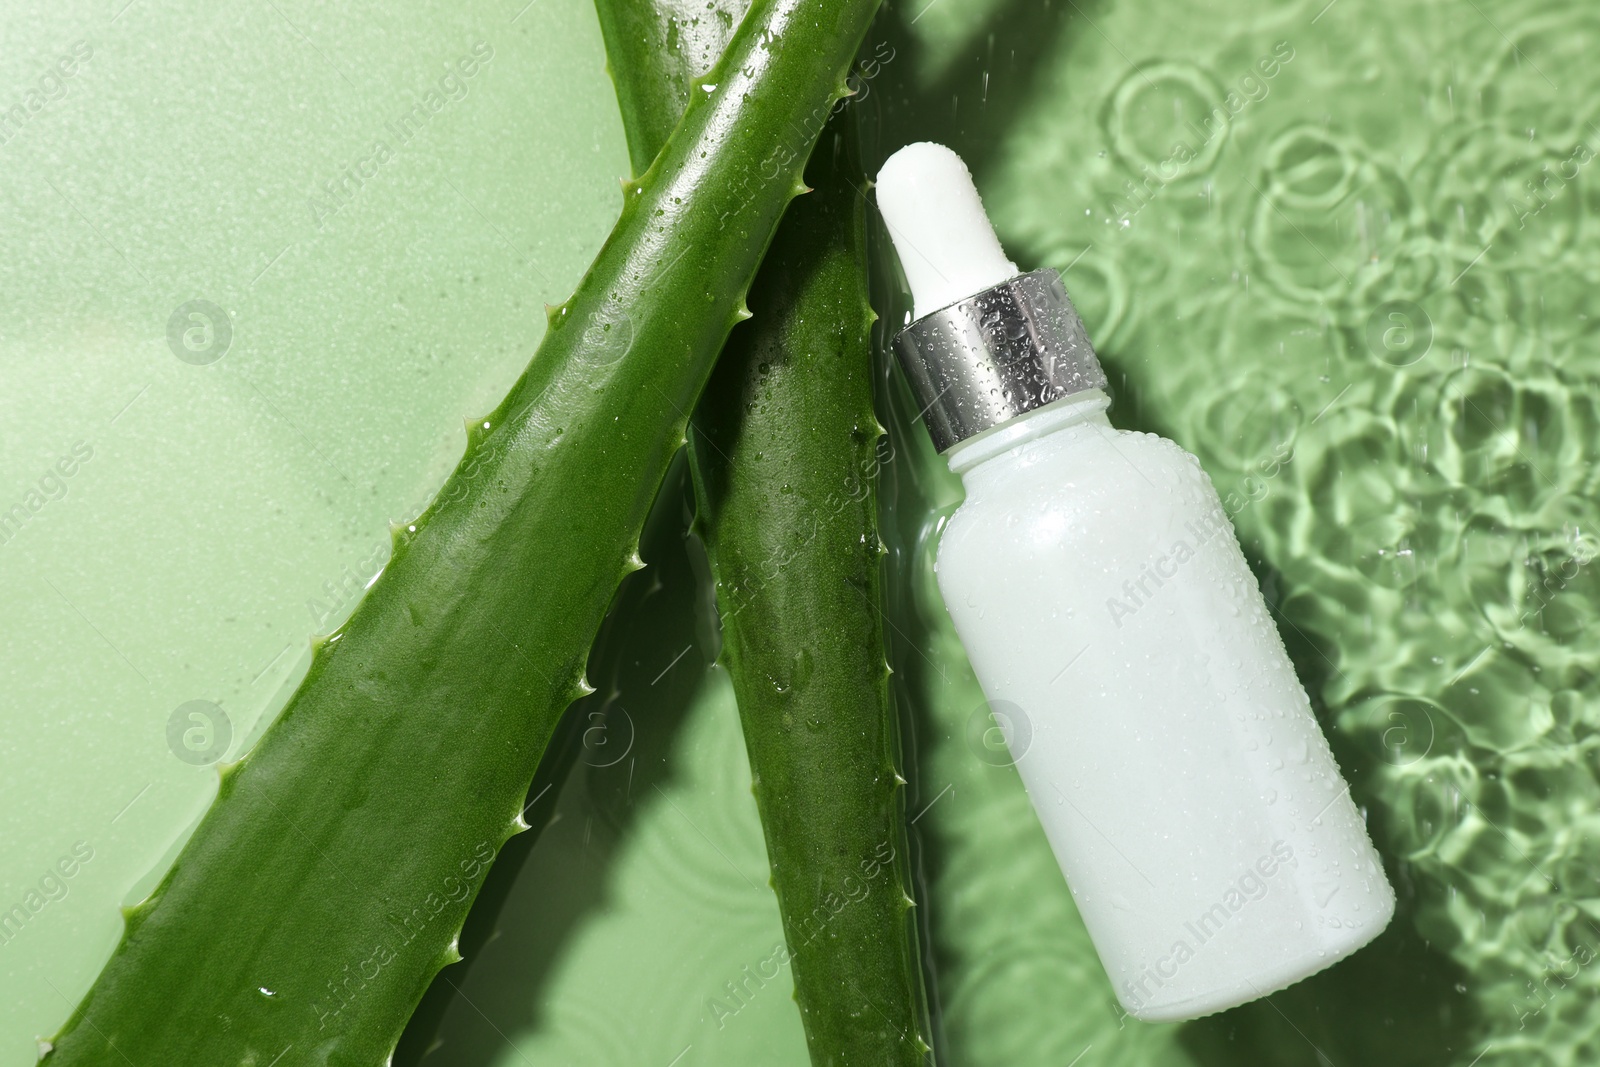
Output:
left=877, top=142, right=1394, bottom=1022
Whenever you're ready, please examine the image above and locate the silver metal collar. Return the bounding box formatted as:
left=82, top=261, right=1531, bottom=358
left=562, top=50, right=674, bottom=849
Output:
left=894, top=269, right=1105, bottom=452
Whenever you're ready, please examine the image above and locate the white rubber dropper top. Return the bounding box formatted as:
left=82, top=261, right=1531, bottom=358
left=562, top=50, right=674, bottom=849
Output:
left=876, top=142, right=1019, bottom=321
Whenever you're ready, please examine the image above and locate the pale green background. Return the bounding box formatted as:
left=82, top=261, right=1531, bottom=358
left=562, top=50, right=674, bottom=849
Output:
left=0, top=0, right=630, bottom=1058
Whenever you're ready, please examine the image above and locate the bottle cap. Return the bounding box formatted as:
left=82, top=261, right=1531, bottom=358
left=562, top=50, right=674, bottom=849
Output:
left=878, top=142, right=1106, bottom=452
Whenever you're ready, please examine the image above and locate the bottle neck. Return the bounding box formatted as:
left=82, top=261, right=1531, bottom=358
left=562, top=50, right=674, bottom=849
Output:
left=944, top=389, right=1111, bottom=478
left=894, top=270, right=1107, bottom=452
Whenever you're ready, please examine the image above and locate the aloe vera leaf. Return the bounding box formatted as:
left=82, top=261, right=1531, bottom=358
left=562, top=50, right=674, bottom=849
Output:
left=595, top=5, right=934, bottom=1060
left=695, top=122, right=934, bottom=1065
left=41, top=0, right=881, bottom=1062
left=593, top=0, right=750, bottom=177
